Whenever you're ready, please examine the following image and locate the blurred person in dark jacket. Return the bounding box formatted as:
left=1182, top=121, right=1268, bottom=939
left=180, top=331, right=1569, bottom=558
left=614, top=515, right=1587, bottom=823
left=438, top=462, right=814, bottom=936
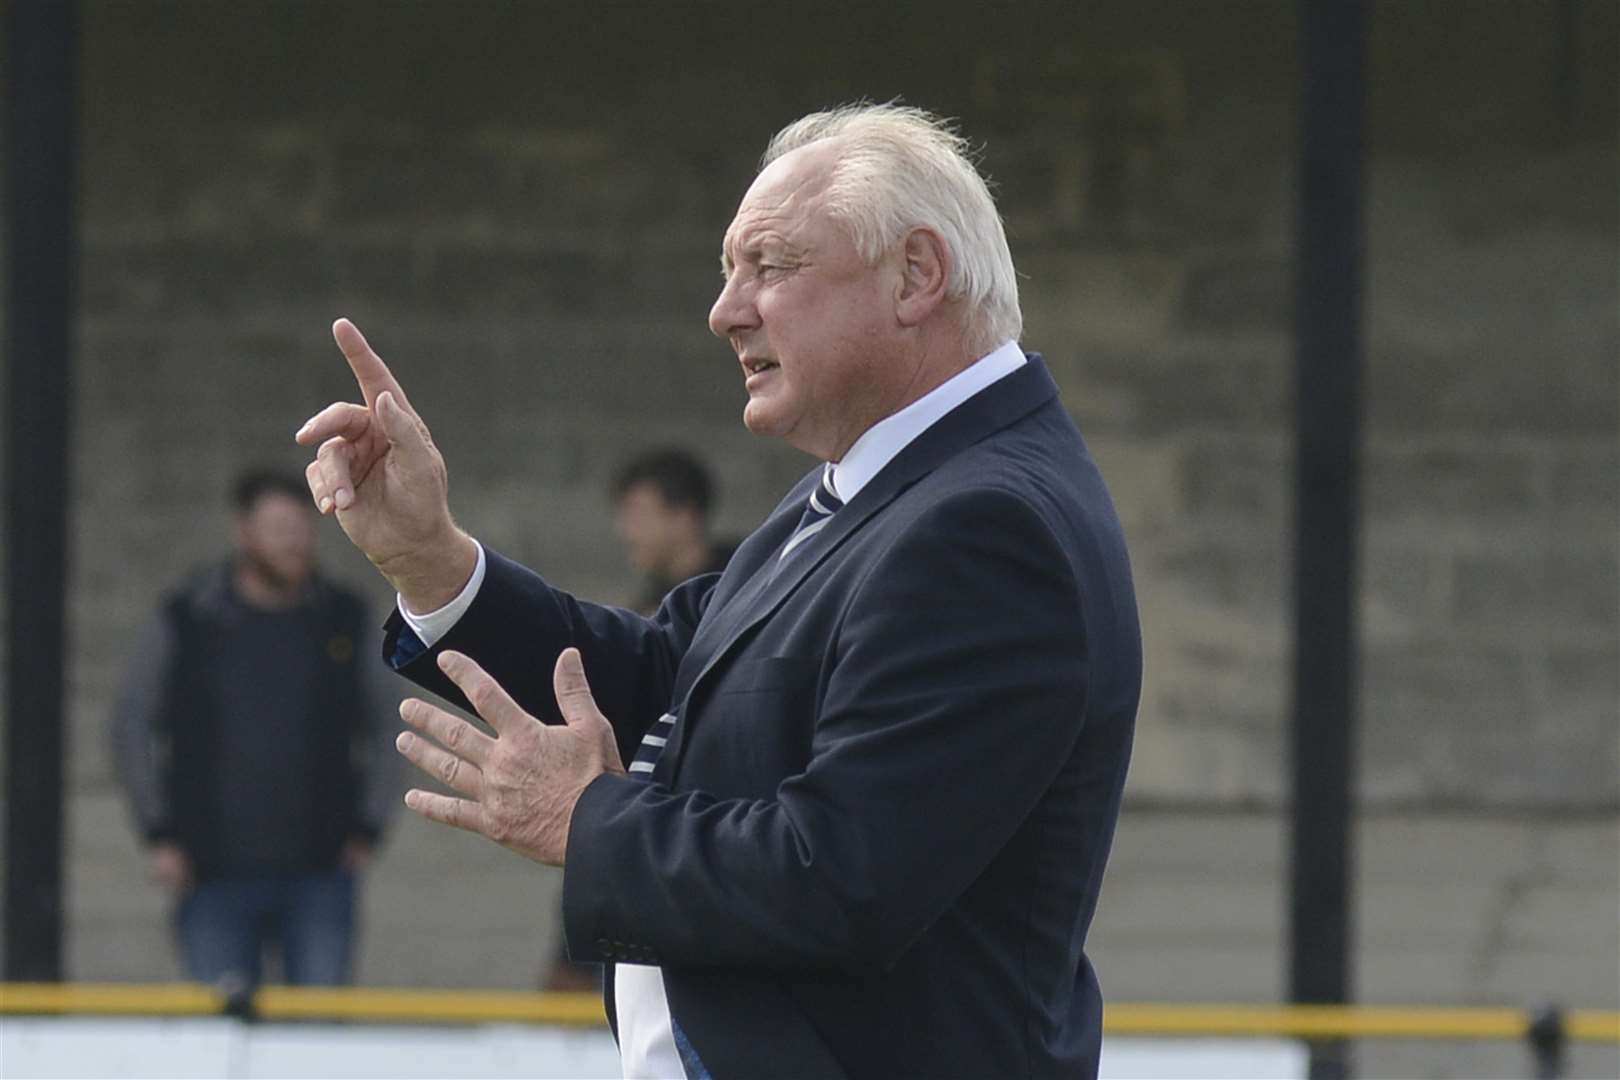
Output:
left=544, top=447, right=738, bottom=991
left=109, top=468, right=397, bottom=987
left=611, top=448, right=737, bottom=616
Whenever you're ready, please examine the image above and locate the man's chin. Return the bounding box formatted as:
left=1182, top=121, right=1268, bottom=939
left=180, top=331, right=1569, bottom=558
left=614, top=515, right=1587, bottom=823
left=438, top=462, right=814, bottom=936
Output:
left=742, top=399, right=784, bottom=438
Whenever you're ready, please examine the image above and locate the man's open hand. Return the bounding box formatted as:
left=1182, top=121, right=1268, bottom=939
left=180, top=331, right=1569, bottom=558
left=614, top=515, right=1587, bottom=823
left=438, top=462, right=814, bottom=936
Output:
left=295, top=318, right=476, bottom=611
left=395, top=648, right=626, bottom=866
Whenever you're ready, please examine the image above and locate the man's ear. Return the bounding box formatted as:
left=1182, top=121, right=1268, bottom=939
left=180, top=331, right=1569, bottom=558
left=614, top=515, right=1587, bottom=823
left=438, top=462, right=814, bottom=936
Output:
left=895, top=227, right=951, bottom=328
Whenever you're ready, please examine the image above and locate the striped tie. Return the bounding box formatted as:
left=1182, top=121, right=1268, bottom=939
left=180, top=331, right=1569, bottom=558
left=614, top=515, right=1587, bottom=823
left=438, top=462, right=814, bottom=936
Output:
left=628, top=710, right=676, bottom=777
left=779, top=464, right=843, bottom=563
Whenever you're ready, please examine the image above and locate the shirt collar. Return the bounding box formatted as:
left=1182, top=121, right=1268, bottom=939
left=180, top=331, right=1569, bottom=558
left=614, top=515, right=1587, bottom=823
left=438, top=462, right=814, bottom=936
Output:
left=829, top=340, right=1026, bottom=502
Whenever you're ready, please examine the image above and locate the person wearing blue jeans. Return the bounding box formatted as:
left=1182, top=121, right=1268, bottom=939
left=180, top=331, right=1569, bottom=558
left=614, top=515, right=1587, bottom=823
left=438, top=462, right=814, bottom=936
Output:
left=177, top=871, right=357, bottom=987
left=111, top=469, right=397, bottom=987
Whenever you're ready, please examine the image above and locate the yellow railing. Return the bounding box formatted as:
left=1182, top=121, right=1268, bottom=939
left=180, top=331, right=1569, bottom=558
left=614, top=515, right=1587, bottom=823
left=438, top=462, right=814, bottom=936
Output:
left=1, top=983, right=1617, bottom=1043
left=1102, top=1003, right=1619, bottom=1043
left=0, top=983, right=605, bottom=1027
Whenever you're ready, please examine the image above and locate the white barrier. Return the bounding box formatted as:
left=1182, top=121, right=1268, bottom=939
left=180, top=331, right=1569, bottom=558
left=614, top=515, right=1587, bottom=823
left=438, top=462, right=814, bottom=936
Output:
left=0, top=1017, right=1306, bottom=1078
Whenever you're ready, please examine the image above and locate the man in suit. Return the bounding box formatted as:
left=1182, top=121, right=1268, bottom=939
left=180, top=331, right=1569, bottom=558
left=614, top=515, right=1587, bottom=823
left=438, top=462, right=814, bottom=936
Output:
left=297, top=103, right=1140, bottom=1078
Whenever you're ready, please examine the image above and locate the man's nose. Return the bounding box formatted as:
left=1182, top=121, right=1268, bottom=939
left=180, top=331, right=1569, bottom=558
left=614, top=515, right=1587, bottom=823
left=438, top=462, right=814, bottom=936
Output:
left=708, top=275, right=758, bottom=339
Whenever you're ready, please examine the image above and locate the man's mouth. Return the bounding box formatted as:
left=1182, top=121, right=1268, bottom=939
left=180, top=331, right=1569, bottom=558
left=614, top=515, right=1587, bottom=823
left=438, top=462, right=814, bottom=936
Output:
left=742, top=357, right=779, bottom=378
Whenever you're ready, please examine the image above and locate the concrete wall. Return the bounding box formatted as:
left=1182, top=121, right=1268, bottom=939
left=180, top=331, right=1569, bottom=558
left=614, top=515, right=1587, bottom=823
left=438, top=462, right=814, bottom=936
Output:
left=1, top=0, right=1614, bottom=1002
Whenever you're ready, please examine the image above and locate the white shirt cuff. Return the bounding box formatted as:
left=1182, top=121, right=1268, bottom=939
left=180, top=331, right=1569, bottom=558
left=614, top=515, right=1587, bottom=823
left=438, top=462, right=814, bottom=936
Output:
left=398, top=540, right=487, bottom=648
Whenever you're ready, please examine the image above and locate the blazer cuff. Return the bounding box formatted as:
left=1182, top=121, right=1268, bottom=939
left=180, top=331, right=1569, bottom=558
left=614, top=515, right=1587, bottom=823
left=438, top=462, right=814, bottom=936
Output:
left=562, top=772, right=661, bottom=966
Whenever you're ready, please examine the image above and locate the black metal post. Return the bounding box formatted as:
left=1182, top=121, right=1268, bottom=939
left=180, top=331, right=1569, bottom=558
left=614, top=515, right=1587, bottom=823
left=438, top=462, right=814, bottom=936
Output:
left=4, top=0, right=79, bottom=982
left=1288, top=0, right=1366, bottom=1078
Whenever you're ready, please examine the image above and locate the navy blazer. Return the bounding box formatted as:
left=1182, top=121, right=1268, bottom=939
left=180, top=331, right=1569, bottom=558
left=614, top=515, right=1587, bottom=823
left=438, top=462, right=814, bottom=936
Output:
left=386, top=355, right=1141, bottom=1079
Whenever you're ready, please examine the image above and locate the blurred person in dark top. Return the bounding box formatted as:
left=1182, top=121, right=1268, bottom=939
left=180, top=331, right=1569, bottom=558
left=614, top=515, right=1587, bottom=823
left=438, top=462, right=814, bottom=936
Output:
left=109, top=468, right=397, bottom=988
left=611, top=448, right=738, bottom=615
left=543, top=447, right=738, bottom=990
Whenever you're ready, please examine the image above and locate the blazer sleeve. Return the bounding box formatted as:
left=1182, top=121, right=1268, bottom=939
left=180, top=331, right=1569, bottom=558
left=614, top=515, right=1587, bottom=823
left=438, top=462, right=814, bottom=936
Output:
left=384, top=547, right=718, bottom=764
left=562, top=488, right=1093, bottom=971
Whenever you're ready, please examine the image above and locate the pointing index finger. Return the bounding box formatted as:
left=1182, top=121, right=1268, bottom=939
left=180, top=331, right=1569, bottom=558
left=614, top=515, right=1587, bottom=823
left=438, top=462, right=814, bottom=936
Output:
left=332, top=317, right=410, bottom=412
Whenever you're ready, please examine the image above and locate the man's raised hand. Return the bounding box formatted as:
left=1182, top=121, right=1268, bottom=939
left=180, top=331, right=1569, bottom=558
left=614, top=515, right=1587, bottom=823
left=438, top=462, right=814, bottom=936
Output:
left=394, top=648, right=626, bottom=866
left=295, top=319, right=476, bottom=611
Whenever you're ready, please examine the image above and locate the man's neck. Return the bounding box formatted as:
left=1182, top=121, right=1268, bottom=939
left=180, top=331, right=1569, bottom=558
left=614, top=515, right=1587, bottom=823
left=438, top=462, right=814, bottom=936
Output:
left=826, top=339, right=1025, bottom=502
left=826, top=328, right=981, bottom=461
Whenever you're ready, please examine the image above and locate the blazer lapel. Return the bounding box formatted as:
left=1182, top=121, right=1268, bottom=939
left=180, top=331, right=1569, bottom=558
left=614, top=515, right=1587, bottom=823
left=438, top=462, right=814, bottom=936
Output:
left=648, top=489, right=806, bottom=786
left=657, top=354, right=1060, bottom=783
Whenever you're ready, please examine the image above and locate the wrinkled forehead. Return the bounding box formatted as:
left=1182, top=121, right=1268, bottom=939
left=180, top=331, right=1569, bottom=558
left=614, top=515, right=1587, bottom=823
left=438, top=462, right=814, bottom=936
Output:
left=721, top=143, right=838, bottom=257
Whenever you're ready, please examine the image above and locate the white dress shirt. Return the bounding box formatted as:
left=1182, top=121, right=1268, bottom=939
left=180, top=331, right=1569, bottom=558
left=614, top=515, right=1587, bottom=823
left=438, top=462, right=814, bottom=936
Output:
left=399, top=340, right=1026, bottom=1079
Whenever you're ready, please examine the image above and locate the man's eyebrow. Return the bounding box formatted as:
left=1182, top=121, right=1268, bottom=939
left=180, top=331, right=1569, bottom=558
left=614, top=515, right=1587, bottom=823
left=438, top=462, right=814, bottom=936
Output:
left=719, top=230, right=748, bottom=274
left=719, top=232, right=793, bottom=276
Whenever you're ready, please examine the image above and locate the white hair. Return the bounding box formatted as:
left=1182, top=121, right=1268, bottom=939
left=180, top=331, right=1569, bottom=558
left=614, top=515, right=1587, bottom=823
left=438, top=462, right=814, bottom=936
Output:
left=762, top=103, right=1022, bottom=352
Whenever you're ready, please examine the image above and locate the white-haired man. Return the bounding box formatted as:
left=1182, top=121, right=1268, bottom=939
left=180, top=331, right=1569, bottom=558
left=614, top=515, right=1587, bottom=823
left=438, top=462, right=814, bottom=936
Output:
left=298, top=104, right=1140, bottom=1078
